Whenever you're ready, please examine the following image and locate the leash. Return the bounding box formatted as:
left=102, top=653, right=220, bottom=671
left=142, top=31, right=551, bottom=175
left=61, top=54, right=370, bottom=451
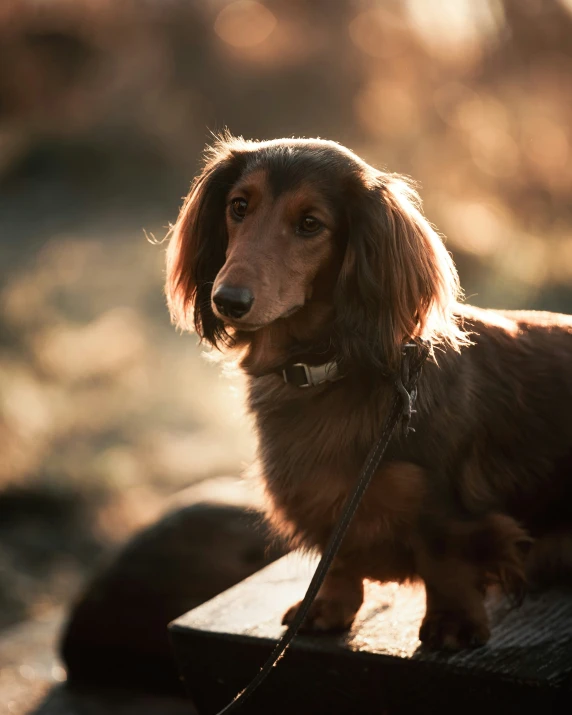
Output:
left=211, top=341, right=430, bottom=714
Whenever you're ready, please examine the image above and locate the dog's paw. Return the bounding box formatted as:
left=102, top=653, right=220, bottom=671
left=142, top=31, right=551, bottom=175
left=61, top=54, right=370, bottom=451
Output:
left=282, top=596, right=359, bottom=633
left=419, top=611, right=490, bottom=651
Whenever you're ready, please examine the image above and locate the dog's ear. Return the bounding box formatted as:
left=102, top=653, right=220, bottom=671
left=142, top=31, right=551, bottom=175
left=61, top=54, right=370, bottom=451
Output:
left=165, top=143, right=245, bottom=346
left=335, top=174, right=464, bottom=371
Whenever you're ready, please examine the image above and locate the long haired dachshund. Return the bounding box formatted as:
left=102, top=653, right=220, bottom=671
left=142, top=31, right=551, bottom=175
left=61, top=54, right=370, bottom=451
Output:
left=165, top=134, right=572, bottom=650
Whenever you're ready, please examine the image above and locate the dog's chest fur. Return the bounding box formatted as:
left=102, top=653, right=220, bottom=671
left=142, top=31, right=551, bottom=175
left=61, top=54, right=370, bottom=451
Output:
left=247, top=374, right=427, bottom=581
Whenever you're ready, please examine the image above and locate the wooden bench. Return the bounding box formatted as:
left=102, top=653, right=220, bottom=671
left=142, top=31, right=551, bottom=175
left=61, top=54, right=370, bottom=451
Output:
left=170, top=554, right=572, bottom=714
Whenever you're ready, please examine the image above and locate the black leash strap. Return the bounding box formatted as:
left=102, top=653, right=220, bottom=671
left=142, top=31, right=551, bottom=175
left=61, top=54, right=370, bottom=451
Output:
left=213, top=341, right=429, bottom=714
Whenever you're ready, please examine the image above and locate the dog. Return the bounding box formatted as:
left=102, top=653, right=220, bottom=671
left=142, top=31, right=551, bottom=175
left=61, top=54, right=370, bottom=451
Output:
left=165, top=134, right=572, bottom=650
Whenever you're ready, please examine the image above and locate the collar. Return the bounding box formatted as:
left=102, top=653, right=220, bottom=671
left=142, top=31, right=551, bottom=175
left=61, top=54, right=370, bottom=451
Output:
left=279, top=339, right=430, bottom=389
left=281, top=359, right=342, bottom=388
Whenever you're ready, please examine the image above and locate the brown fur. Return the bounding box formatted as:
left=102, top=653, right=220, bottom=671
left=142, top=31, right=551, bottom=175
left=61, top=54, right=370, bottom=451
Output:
left=165, top=134, right=572, bottom=650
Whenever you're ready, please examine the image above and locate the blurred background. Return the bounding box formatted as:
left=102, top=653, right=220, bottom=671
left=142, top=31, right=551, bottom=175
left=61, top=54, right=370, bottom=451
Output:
left=0, top=0, right=571, bottom=700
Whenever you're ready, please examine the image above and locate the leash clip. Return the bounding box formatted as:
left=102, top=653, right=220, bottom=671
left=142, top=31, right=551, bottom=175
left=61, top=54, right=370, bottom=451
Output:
left=394, top=342, right=420, bottom=434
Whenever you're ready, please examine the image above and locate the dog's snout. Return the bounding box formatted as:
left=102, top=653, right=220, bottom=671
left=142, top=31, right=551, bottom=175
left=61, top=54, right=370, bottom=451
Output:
left=213, top=285, right=254, bottom=319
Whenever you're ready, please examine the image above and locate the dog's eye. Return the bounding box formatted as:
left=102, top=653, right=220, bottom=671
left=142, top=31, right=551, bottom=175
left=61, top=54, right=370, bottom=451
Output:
left=299, top=216, right=322, bottom=235
left=230, top=198, right=248, bottom=219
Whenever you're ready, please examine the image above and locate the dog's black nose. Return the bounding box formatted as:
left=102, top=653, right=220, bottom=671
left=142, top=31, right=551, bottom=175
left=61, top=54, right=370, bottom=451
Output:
left=212, top=285, right=254, bottom=319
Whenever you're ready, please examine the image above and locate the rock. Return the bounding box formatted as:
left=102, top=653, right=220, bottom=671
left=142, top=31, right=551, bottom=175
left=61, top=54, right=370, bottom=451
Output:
left=60, top=498, right=285, bottom=695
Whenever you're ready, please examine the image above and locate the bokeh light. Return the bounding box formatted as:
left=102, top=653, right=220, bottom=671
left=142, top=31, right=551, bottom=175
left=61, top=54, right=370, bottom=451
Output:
left=214, top=1, right=277, bottom=48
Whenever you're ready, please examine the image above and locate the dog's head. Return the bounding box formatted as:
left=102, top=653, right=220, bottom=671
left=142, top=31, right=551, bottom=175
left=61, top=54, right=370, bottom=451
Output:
left=166, top=134, right=463, bottom=371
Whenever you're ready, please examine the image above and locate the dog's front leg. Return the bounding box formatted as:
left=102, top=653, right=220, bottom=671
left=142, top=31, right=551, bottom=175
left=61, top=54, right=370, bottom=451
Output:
left=416, top=512, right=530, bottom=650
left=417, top=552, right=490, bottom=651
left=282, top=557, right=364, bottom=632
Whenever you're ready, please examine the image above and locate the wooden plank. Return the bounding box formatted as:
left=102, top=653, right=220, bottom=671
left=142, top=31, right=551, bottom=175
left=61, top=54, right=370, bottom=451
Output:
left=170, top=554, right=572, bottom=715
